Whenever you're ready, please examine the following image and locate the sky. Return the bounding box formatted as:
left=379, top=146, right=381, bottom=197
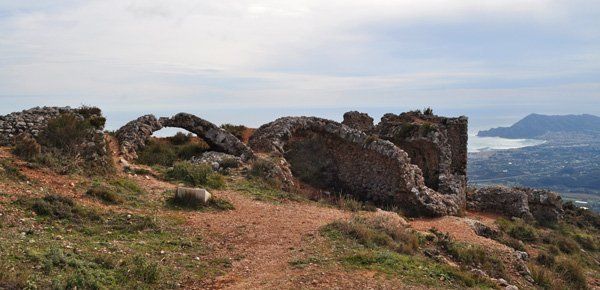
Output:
left=0, top=0, right=599, bottom=131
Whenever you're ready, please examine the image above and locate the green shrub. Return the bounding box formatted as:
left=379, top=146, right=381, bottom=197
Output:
left=169, top=132, right=192, bottom=145
left=434, top=231, right=506, bottom=278
left=125, top=256, right=160, bottom=284
left=249, top=158, right=277, bottom=179
left=137, top=139, right=177, bottom=166
left=86, top=185, right=123, bottom=204
left=12, top=133, right=41, bottom=161
left=536, top=252, right=556, bottom=267
left=38, top=113, right=93, bottom=152
left=220, top=124, right=247, bottom=140
left=32, top=194, right=82, bottom=220
left=166, top=161, right=225, bottom=189
left=530, top=263, right=565, bottom=290
left=498, top=218, right=538, bottom=242
left=574, top=234, right=598, bottom=251
left=555, top=258, right=588, bottom=290
left=0, top=160, right=27, bottom=181
left=555, top=236, right=580, bottom=254
left=326, top=216, right=419, bottom=254
left=176, top=143, right=208, bottom=160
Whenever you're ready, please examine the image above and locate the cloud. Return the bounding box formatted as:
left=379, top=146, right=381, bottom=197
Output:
left=0, top=0, right=598, bottom=119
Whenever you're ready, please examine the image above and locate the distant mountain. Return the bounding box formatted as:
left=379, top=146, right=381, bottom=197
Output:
left=477, top=113, right=600, bottom=139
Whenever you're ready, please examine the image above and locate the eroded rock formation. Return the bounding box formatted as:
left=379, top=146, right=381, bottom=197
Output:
left=249, top=116, right=463, bottom=216
left=467, top=186, right=563, bottom=224
left=116, top=113, right=253, bottom=161
left=342, top=111, right=375, bottom=132
left=374, top=111, right=468, bottom=199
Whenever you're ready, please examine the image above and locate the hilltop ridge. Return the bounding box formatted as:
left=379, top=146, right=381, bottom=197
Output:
left=477, top=113, right=600, bottom=139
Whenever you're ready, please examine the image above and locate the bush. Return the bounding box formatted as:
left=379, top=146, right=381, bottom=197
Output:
left=555, top=258, right=588, bottom=290
left=137, top=139, right=177, bottom=166
left=169, top=132, right=191, bottom=145
left=126, top=256, right=160, bottom=284
left=530, top=263, right=565, bottom=290
left=38, top=113, right=93, bottom=152
left=86, top=184, right=123, bottom=204
left=543, top=233, right=579, bottom=254
left=166, top=161, right=225, bottom=189
left=536, top=252, right=556, bottom=267
left=31, top=194, right=87, bottom=221
left=12, top=133, right=41, bottom=160
left=176, top=143, right=208, bottom=160
left=498, top=218, right=538, bottom=242
left=220, top=124, right=247, bottom=140
left=326, top=216, right=419, bottom=254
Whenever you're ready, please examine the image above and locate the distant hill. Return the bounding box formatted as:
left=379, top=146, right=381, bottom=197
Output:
left=477, top=113, right=600, bottom=139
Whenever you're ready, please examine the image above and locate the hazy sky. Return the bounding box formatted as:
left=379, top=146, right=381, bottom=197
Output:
left=1, top=1, right=599, bottom=128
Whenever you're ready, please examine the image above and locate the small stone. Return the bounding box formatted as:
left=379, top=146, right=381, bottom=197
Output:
left=505, top=286, right=519, bottom=290
left=497, top=278, right=509, bottom=286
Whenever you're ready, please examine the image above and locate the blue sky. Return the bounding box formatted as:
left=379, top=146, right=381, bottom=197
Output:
left=0, top=1, right=598, bottom=130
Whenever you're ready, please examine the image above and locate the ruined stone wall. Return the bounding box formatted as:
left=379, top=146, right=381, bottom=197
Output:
left=0, top=107, right=80, bottom=146
left=116, top=113, right=253, bottom=161
left=468, top=186, right=563, bottom=224
left=249, top=116, right=463, bottom=216
left=342, top=111, right=375, bottom=133
left=374, top=111, right=468, bottom=201
left=0, top=106, right=110, bottom=169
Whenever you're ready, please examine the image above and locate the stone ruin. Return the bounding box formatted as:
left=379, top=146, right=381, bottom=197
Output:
left=0, top=106, right=110, bottom=168
left=467, top=186, right=564, bottom=224
left=375, top=112, right=468, bottom=198
left=249, top=116, right=464, bottom=216
left=1, top=106, right=473, bottom=217
left=116, top=113, right=253, bottom=161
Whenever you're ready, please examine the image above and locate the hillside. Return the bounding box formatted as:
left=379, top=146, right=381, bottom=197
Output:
left=0, top=106, right=599, bottom=289
left=477, top=113, right=600, bottom=139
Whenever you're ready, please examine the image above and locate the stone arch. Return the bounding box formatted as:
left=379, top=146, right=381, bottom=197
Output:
left=116, top=113, right=253, bottom=161
left=249, top=116, right=463, bottom=216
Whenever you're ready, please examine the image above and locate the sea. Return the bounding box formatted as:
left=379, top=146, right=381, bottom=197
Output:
left=468, top=135, right=546, bottom=153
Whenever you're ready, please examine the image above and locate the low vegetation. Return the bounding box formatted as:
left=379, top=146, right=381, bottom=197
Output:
left=0, top=193, right=230, bottom=288
left=220, top=124, right=248, bottom=141
left=312, top=215, right=495, bottom=288
left=166, top=192, right=234, bottom=212
left=493, top=212, right=599, bottom=290
left=137, top=136, right=209, bottom=166
left=165, top=161, right=225, bottom=189
left=12, top=109, right=114, bottom=175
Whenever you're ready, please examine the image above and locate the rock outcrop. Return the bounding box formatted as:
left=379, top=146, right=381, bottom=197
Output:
left=342, top=111, right=375, bottom=133
left=467, top=186, right=563, bottom=224
left=249, top=116, right=463, bottom=216
left=374, top=111, right=468, bottom=200
left=115, top=113, right=253, bottom=161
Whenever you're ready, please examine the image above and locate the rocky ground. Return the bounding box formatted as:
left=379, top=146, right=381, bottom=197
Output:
left=0, top=137, right=598, bottom=289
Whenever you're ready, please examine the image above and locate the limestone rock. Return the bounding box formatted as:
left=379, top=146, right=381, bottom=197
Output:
left=190, top=151, right=242, bottom=171
left=249, top=116, right=464, bottom=216
left=374, top=111, right=468, bottom=200
left=175, top=187, right=211, bottom=204
left=467, top=186, right=563, bottom=224
left=116, top=113, right=253, bottom=161
left=342, top=111, right=375, bottom=133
